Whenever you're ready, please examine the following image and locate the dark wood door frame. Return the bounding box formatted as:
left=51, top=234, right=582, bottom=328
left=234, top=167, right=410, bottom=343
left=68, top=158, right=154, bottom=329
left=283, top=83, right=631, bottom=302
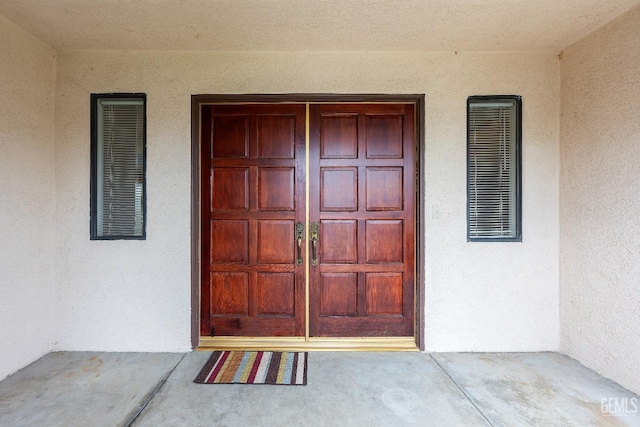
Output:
left=191, top=94, right=426, bottom=350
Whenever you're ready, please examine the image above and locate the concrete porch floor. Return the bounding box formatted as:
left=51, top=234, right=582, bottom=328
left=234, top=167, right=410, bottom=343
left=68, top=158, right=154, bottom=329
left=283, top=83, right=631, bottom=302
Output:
left=0, top=352, right=638, bottom=427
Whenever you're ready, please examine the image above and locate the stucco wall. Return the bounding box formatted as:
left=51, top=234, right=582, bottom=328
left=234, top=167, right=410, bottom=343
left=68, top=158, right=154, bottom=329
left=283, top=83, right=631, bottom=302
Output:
left=560, top=5, right=640, bottom=395
left=0, top=15, right=56, bottom=379
left=53, top=51, right=560, bottom=352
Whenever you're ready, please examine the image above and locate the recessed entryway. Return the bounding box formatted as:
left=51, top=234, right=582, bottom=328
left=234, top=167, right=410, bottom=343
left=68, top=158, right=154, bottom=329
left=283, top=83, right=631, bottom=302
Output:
left=191, top=95, right=425, bottom=351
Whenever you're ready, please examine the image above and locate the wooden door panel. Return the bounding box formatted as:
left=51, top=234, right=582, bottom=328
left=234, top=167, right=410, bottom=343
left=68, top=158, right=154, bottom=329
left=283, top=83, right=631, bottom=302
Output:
left=211, top=168, right=249, bottom=211
left=320, top=273, right=358, bottom=316
left=320, top=168, right=358, bottom=211
left=365, top=220, right=403, bottom=263
left=320, top=115, right=358, bottom=158
left=366, top=167, right=403, bottom=211
left=211, top=114, right=250, bottom=158
left=310, top=316, right=409, bottom=337
left=256, top=220, right=295, bottom=264
left=210, top=272, right=249, bottom=315
left=256, top=273, right=295, bottom=316
left=210, top=220, right=249, bottom=264
left=309, top=103, right=415, bottom=337
left=319, top=220, right=357, bottom=263
left=365, top=273, right=404, bottom=316
left=257, top=115, right=296, bottom=159
left=201, top=104, right=305, bottom=337
left=366, top=115, right=404, bottom=158
left=258, top=167, right=295, bottom=211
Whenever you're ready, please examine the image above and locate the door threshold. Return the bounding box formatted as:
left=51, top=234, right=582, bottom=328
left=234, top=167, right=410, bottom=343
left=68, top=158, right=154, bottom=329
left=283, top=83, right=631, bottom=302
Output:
left=197, top=336, right=419, bottom=352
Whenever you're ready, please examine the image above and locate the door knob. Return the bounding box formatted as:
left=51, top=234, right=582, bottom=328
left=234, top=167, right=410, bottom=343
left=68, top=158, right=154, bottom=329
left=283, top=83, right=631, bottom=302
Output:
left=295, top=222, right=304, bottom=265
left=310, top=223, right=319, bottom=266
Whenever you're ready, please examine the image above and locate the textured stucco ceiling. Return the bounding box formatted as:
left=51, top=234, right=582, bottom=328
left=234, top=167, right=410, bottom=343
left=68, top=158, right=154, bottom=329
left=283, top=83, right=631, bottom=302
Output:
left=0, top=0, right=638, bottom=51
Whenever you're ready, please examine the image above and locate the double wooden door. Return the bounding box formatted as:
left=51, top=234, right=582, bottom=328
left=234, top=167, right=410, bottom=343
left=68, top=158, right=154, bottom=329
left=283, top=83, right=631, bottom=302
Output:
left=200, top=103, right=415, bottom=340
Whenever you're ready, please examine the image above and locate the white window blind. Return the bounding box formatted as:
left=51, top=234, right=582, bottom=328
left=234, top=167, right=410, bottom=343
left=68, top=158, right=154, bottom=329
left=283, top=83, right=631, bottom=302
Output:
left=92, top=96, right=146, bottom=239
left=467, top=97, right=521, bottom=241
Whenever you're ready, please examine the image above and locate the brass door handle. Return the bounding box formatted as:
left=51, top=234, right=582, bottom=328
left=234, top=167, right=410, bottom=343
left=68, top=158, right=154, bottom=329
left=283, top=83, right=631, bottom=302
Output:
left=295, top=222, right=304, bottom=265
left=310, top=223, right=319, bottom=266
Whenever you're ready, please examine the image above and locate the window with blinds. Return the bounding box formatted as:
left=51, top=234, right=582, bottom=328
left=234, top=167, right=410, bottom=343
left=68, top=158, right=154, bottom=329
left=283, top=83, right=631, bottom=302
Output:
left=467, top=96, right=521, bottom=241
left=90, top=94, right=146, bottom=239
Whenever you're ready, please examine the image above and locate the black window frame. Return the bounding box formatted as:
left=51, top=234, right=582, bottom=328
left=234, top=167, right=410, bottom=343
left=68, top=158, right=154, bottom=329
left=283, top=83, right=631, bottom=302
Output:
left=466, top=95, right=522, bottom=242
left=90, top=93, right=147, bottom=240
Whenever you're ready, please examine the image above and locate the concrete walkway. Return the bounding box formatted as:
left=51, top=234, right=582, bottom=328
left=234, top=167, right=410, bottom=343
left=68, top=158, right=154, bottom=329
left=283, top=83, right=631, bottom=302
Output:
left=0, top=352, right=638, bottom=426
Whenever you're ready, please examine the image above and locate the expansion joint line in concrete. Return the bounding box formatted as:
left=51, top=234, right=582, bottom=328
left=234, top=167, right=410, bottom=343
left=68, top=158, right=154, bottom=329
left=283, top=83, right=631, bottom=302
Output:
left=122, top=353, right=187, bottom=427
left=429, top=354, right=495, bottom=427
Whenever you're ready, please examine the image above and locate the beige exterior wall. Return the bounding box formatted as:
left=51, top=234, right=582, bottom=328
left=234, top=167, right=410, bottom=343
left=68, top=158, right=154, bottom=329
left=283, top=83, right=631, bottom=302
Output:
left=560, top=5, right=640, bottom=395
left=0, top=15, right=57, bottom=379
left=53, top=50, right=560, bottom=352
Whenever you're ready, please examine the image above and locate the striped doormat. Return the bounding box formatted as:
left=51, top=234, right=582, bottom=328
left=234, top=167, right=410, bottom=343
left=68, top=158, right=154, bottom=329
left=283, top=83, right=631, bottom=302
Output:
left=194, top=351, right=307, bottom=385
